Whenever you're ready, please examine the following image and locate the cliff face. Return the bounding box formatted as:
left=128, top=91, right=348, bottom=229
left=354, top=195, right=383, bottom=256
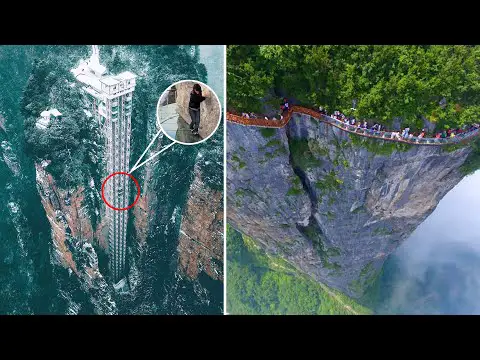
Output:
left=227, top=112, right=473, bottom=298
left=35, top=162, right=117, bottom=314
left=175, top=82, right=220, bottom=139
left=133, top=161, right=155, bottom=246
left=177, top=165, right=224, bottom=281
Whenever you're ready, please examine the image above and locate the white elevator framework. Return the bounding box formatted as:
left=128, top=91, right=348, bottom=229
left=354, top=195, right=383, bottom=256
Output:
left=71, top=46, right=137, bottom=286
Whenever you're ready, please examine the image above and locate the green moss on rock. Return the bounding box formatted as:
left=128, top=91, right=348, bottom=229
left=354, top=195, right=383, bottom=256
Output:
left=265, top=139, right=283, bottom=147
left=315, top=170, right=343, bottom=194
left=348, top=133, right=412, bottom=156
left=288, top=138, right=322, bottom=170
left=460, top=138, right=480, bottom=175
left=287, top=187, right=303, bottom=196
left=231, top=154, right=247, bottom=169
left=260, top=128, right=276, bottom=138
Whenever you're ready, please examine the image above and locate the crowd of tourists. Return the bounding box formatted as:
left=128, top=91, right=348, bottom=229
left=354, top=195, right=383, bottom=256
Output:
left=240, top=98, right=290, bottom=121
left=324, top=107, right=480, bottom=142
left=237, top=99, right=480, bottom=143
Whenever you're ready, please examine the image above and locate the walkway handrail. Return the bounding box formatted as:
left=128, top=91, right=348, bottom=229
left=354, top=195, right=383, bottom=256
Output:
left=226, top=105, right=480, bottom=146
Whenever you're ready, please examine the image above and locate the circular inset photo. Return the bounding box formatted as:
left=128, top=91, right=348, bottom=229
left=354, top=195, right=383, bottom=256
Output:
left=156, top=80, right=222, bottom=145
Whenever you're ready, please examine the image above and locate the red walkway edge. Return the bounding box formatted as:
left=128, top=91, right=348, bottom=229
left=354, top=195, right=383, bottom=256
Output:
left=226, top=106, right=479, bottom=147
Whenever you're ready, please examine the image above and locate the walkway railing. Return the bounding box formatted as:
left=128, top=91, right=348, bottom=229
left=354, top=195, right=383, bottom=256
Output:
left=226, top=105, right=480, bottom=146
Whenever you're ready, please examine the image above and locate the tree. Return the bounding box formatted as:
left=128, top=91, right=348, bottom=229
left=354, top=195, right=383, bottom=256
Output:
left=227, top=45, right=274, bottom=113
left=227, top=45, right=480, bottom=131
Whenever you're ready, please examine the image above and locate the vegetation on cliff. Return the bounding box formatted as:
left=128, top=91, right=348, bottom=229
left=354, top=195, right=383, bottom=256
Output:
left=22, top=57, right=91, bottom=188
left=460, top=138, right=480, bottom=175
left=227, top=45, right=480, bottom=131
left=226, top=224, right=371, bottom=315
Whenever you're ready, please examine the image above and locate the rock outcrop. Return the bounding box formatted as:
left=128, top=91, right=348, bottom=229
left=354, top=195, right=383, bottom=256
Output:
left=178, top=165, right=223, bottom=281
left=1, top=141, right=21, bottom=177
left=0, top=114, right=6, bottom=133
left=175, top=82, right=220, bottom=139
left=133, top=162, right=155, bottom=246
left=227, top=112, right=474, bottom=298
left=35, top=162, right=117, bottom=314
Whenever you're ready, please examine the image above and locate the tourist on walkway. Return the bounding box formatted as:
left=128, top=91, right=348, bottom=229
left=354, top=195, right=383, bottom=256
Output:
left=282, top=98, right=290, bottom=113
left=391, top=131, right=401, bottom=139
left=235, top=106, right=479, bottom=144
left=189, top=83, right=206, bottom=136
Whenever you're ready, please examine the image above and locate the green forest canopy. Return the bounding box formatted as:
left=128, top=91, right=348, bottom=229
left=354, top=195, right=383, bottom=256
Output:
left=226, top=224, right=371, bottom=315
left=227, top=45, right=480, bottom=130
left=22, top=58, right=90, bottom=188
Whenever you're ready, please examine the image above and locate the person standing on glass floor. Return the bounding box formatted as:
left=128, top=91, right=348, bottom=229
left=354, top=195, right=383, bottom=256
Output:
left=189, top=83, right=206, bottom=136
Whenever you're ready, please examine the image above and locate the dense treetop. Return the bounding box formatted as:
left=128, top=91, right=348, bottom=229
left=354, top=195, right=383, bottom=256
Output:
left=227, top=45, right=480, bottom=130
left=226, top=225, right=371, bottom=315
left=22, top=57, right=90, bottom=188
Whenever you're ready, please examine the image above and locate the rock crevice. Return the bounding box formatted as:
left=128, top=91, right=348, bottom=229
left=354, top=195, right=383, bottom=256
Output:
left=35, top=162, right=117, bottom=314
left=177, top=165, right=224, bottom=281
left=227, top=113, right=473, bottom=298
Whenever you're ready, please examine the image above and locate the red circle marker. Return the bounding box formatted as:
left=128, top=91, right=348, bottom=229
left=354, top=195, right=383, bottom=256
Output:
left=101, top=172, right=141, bottom=211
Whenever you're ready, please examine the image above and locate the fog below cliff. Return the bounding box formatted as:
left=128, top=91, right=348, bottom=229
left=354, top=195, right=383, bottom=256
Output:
left=374, top=170, right=480, bottom=314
